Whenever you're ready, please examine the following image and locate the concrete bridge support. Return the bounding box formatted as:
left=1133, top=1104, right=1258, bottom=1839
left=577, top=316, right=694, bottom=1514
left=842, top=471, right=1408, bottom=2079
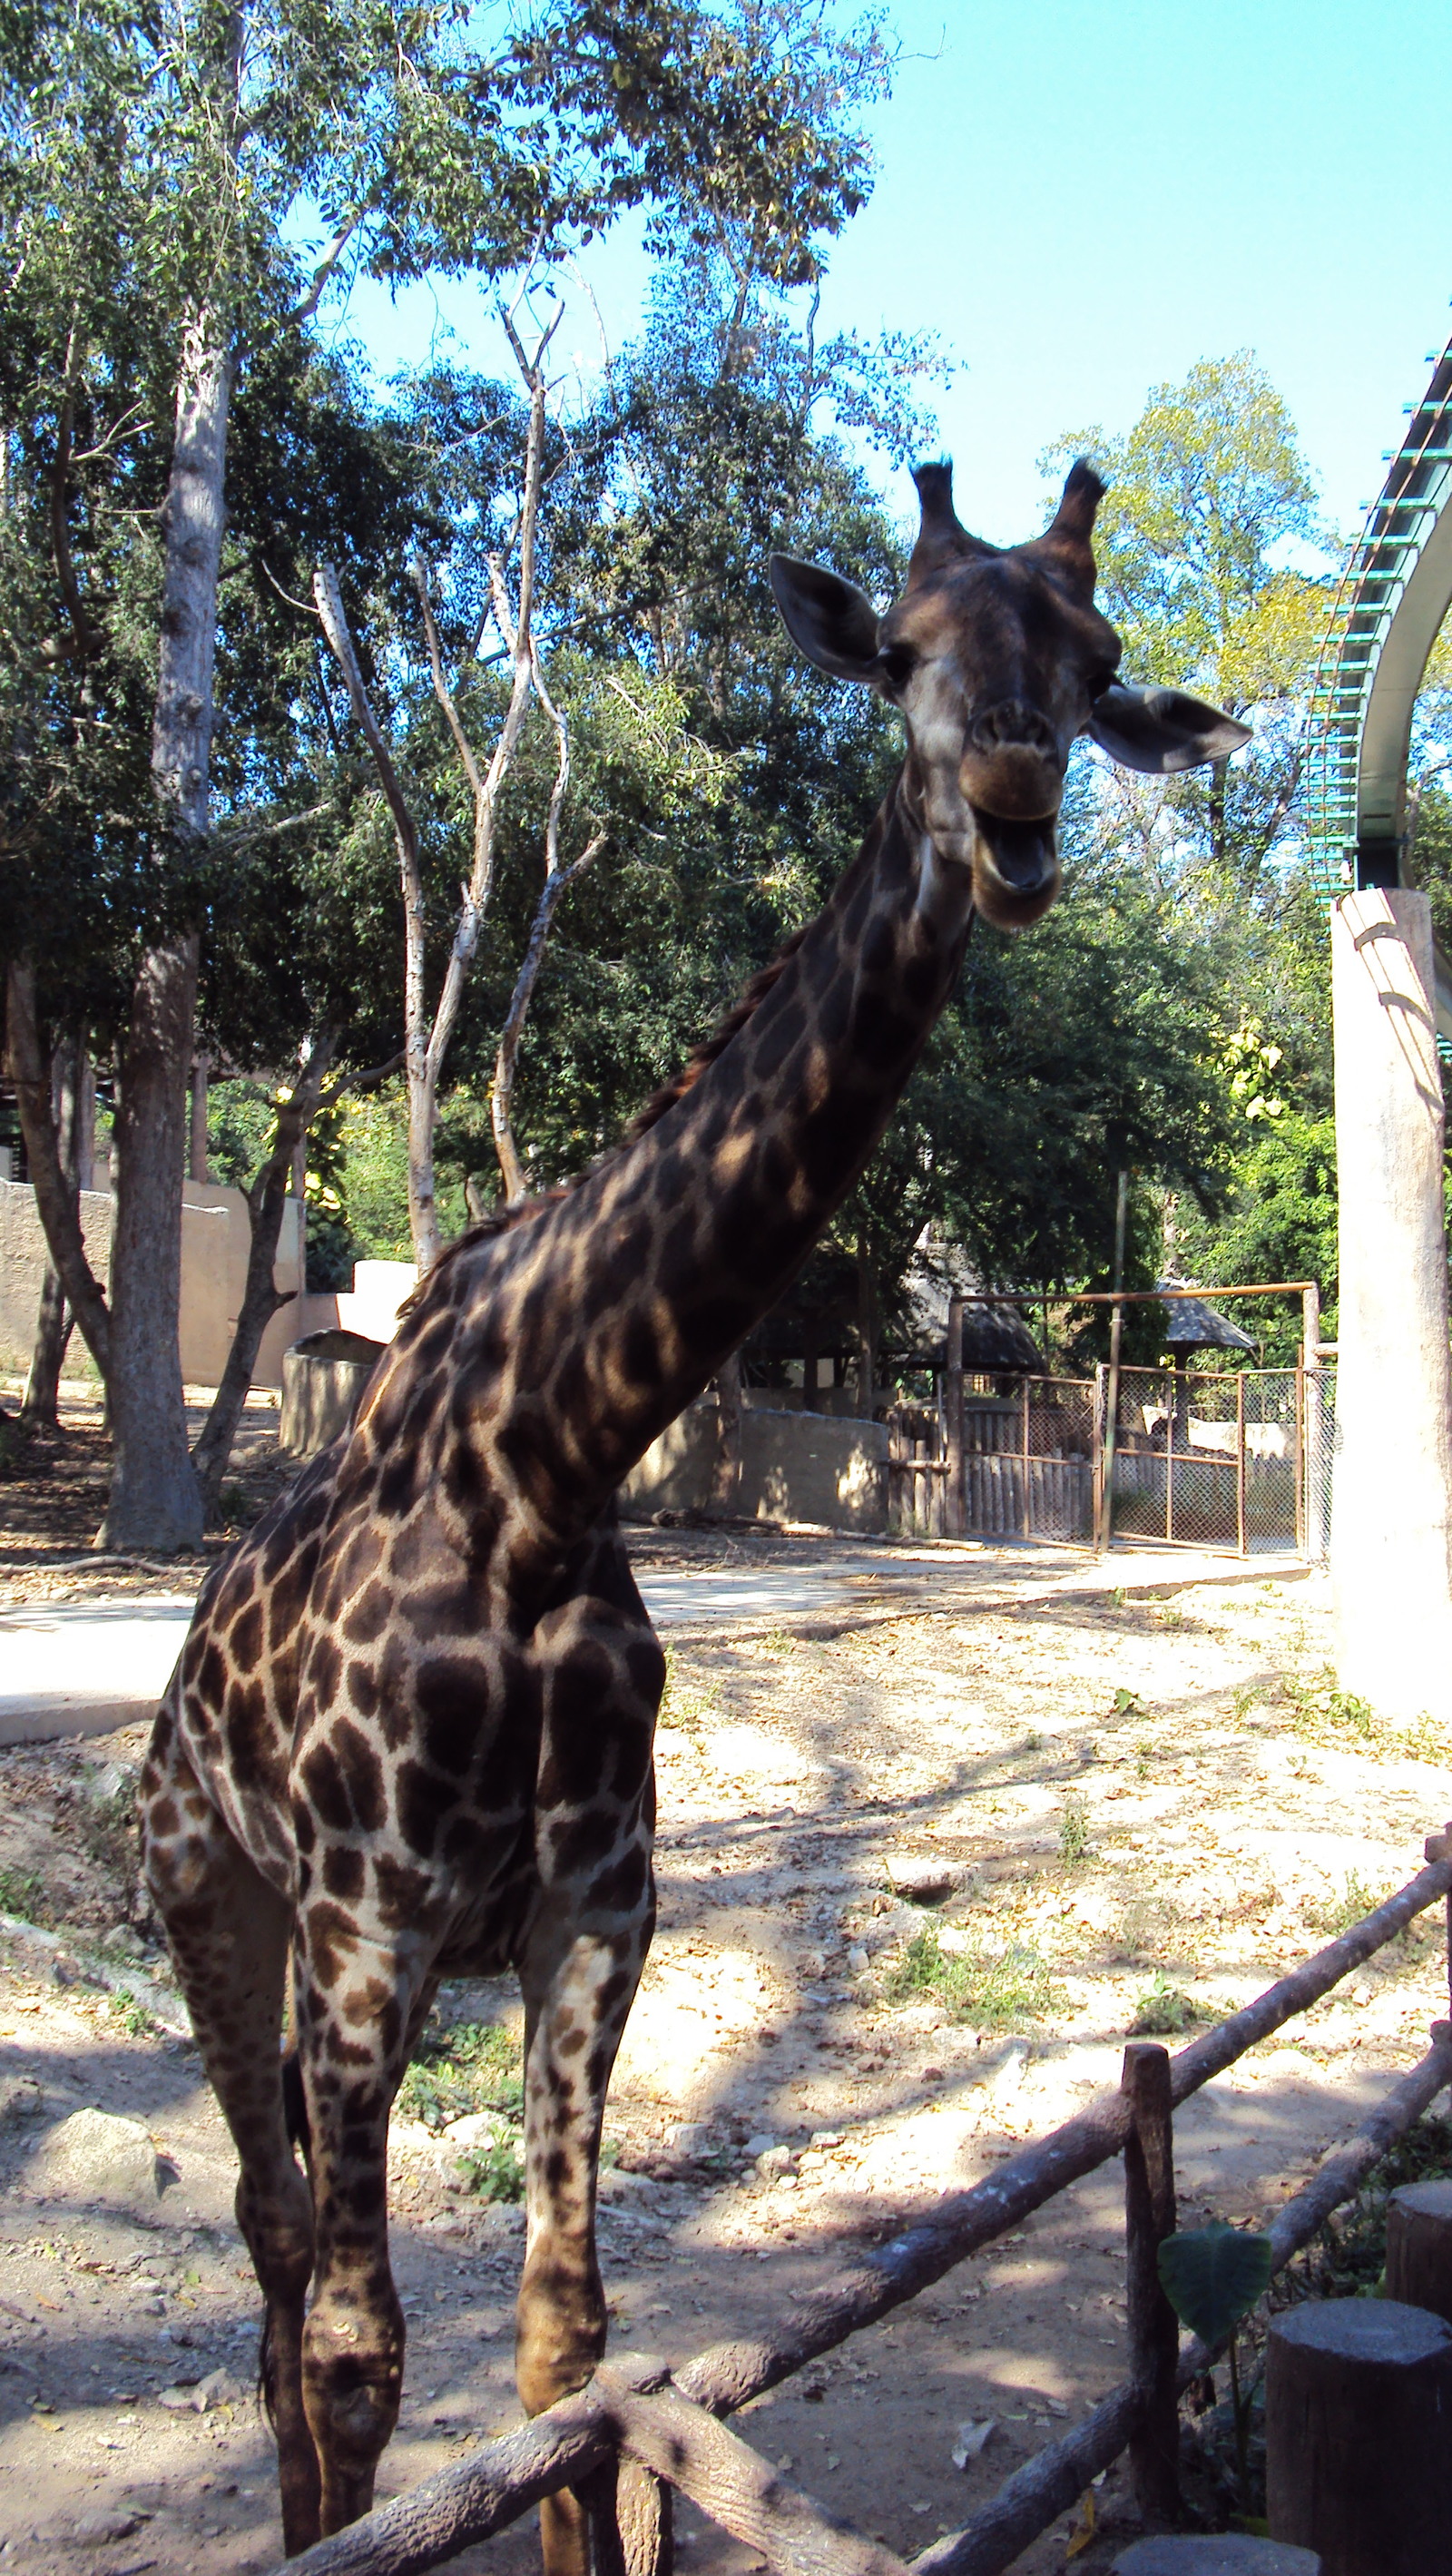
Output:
left=1330, top=886, right=1452, bottom=1723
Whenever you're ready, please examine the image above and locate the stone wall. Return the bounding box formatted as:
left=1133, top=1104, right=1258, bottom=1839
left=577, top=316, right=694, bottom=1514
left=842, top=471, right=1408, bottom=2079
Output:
left=0, top=1178, right=303, bottom=1389
left=620, top=1395, right=888, bottom=1534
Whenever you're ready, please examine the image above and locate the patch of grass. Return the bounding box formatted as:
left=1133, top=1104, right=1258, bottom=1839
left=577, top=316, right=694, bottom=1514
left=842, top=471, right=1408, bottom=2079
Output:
left=1134, top=1740, right=1154, bottom=1782
left=0, top=1866, right=53, bottom=1926
left=456, top=2127, right=525, bottom=2203
left=1059, top=1794, right=1092, bottom=1865
left=397, top=2016, right=524, bottom=2134
left=1306, top=1872, right=1388, bottom=1939
left=108, top=1987, right=160, bottom=2039
left=659, top=1644, right=716, bottom=1732
left=883, top=1924, right=1057, bottom=2030
left=1128, top=1972, right=1202, bottom=2036
left=1282, top=1665, right=1447, bottom=1764
left=1112, top=1686, right=1142, bottom=1716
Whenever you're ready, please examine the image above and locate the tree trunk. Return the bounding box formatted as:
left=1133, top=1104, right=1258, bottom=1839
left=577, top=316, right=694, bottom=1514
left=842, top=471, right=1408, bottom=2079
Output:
left=191, top=1032, right=338, bottom=1516
left=20, top=1031, right=83, bottom=1429
left=711, top=1352, right=743, bottom=1514
left=100, top=934, right=205, bottom=1550
left=856, top=1234, right=876, bottom=1418
left=99, top=313, right=233, bottom=1553
left=5, top=959, right=111, bottom=1376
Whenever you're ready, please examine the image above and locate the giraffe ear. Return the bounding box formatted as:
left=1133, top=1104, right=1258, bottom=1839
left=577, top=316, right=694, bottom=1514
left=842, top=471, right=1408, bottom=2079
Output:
left=1086, top=683, right=1252, bottom=774
left=769, top=554, right=882, bottom=683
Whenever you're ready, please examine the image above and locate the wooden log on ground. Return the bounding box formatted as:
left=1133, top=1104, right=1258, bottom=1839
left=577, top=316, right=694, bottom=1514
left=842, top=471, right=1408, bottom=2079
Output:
left=1384, top=2177, right=1452, bottom=2323
left=1265, top=2298, right=1452, bottom=2573
left=1112, top=2542, right=1320, bottom=2571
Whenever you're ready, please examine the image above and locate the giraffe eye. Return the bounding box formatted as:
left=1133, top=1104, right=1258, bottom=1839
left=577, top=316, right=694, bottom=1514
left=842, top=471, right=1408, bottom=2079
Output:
left=878, top=642, right=917, bottom=691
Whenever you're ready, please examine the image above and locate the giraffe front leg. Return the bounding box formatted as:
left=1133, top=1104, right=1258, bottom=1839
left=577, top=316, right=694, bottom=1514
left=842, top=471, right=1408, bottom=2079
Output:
left=292, top=1911, right=429, bottom=2537
left=517, top=1909, right=652, bottom=2576
left=139, top=1709, right=320, bottom=2553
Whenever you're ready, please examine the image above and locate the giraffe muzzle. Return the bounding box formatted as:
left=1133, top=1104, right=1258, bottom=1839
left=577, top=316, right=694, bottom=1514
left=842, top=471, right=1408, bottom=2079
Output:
left=970, top=808, right=1062, bottom=929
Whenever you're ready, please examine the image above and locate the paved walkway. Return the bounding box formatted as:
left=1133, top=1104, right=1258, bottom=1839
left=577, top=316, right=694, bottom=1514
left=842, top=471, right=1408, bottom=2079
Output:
left=0, top=1540, right=1310, bottom=1745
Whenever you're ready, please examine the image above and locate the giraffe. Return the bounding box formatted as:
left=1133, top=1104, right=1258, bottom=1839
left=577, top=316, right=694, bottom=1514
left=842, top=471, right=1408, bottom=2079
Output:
left=139, top=459, right=1247, bottom=2562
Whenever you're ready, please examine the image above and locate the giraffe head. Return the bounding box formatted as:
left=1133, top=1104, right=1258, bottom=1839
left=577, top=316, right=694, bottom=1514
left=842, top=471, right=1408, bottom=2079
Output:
left=770, top=458, right=1250, bottom=929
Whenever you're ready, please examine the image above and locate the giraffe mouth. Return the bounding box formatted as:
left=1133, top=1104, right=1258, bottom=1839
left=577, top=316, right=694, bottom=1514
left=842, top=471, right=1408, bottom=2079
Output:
left=970, top=808, right=1061, bottom=928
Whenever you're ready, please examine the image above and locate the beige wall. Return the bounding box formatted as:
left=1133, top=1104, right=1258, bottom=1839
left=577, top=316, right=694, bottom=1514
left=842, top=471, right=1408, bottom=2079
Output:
left=0, top=1178, right=303, bottom=1390
left=620, top=1394, right=888, bottom=1534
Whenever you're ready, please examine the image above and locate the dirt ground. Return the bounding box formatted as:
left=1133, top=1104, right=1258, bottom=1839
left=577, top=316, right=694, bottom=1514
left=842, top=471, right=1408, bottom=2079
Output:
left=1, top=1395, right=1449, bottom=2576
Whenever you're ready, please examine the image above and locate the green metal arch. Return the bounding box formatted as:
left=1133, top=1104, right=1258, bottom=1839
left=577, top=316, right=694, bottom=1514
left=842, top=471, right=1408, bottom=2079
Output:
left=1306, top=332, right=1452, bottom=887
left=1306, top=329, right=1452, bottom=1042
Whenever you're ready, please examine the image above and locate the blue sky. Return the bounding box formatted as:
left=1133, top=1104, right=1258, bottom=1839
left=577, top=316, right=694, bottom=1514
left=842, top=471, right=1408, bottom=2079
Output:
left=343, top=0, right=1452, bottom=552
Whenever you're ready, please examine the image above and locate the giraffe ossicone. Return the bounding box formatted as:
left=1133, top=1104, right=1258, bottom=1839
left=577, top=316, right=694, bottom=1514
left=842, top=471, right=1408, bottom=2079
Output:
left=140, top=457, right=1246, bottom=2563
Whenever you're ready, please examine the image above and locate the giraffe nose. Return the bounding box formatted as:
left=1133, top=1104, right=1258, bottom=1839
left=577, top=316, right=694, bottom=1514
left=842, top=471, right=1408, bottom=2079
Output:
left=969, top=700, right=1058, bottom=760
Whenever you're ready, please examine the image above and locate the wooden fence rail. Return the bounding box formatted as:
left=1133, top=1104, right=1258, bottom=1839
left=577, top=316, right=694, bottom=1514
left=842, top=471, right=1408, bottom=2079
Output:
left=280, top=1838, right=1452, bottom=2576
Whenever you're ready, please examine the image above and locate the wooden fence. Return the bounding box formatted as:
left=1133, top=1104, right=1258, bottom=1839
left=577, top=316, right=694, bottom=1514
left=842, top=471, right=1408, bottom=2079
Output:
left=279, top=1828, right=1452, bottom=2576
left=888, top=1381, right=1095, bottom=1545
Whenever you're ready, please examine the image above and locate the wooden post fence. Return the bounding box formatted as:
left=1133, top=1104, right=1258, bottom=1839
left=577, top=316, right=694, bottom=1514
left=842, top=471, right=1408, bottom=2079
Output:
left=279, top=1838, right=1452, bottom=2576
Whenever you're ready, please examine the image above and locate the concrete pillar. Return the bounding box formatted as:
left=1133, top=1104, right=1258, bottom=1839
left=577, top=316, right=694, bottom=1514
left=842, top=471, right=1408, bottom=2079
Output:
left=1330, top=888, right=1452, bottom=1720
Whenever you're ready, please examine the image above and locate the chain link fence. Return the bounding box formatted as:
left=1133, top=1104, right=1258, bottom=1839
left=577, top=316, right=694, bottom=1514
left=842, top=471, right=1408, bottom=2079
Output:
left=889, top=1363, right=1333, bottom=1558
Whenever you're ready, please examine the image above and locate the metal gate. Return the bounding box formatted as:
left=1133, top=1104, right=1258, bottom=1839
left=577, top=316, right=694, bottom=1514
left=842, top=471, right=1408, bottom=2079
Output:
left=888, top=1365, right=1331, bottom=1557
left=1106, top=1364, right=1305, bottom=1553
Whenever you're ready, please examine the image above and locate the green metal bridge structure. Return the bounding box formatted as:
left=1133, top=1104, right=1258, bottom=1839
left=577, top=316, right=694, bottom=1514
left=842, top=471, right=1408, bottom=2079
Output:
left=1306, top=325, right=1452, bottom=1042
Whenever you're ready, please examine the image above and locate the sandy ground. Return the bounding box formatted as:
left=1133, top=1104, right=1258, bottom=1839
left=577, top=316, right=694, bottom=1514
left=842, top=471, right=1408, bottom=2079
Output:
left=1, top=1421, right=1448, bottom=2575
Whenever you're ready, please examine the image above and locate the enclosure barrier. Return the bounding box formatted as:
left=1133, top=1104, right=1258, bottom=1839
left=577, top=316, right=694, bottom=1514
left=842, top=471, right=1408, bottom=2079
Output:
left=278, top=1834, right=1452, bottom=2576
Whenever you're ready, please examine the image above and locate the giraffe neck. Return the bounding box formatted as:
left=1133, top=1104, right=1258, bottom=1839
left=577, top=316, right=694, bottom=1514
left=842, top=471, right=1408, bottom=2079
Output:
left=353, top=770, right=966, bottom=1569
left=417, top=766, right=969, bottom=1544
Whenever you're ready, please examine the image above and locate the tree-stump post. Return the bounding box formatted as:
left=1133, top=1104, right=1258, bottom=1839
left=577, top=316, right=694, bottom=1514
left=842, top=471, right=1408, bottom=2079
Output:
left=1385, top=2178, right=1452, bottom=2323
left=1265, top=2297, right=1452, bottom=2571
left=1121, top=2040, right=1180, bottom=2524
left=1112, top=2538, right=1322, bottom=2571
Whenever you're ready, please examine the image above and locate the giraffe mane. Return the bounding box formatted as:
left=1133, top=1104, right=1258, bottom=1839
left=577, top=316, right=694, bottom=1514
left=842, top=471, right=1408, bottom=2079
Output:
left=397, top=925, right=810, bottom=1313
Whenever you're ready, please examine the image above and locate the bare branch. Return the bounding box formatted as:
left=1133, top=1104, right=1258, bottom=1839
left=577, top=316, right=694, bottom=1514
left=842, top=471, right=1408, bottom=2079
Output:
left=312, top=561, right=436, bottom=1263
left=290, top=210, right=366, bottom=325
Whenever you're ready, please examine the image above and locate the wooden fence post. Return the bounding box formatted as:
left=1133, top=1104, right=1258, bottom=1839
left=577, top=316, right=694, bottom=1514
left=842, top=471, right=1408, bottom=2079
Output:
left=1121, top=2040, right=1180, bottom=2524
left=1266, top=2300, right=1452, bottom=2571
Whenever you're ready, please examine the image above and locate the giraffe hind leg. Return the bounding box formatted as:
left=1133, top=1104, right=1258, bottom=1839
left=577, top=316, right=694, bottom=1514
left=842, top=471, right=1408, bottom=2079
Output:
left=139, top=1707, right=321, bottom=2553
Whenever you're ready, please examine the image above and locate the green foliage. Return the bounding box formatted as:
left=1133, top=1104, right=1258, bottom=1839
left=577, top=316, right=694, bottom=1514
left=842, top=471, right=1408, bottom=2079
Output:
left=1058, top=1796, right=1092, bottom=1865
left=1129, top=1974, right=1201, bottom=2036
left=1158, top=2225, right=1274, bottom=2347
left=1296, top=2112, right=1452, bottom=2299
left=108, top=1987, right=161, bottom=2039
left=0, top=1866, right=52, bottom=1925
left=1307, top=1873, right=1388, bottom=1939
left=883, top=1924, right=1057, bottom=2029
left=397, top=2015, right=523, bottom=2133
left=456, top=2129, right=526, bottom=2203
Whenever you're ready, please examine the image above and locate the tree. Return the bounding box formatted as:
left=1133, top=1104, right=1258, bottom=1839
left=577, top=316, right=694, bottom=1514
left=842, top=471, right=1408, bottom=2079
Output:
left=4, top=0, right=894, bottom=1545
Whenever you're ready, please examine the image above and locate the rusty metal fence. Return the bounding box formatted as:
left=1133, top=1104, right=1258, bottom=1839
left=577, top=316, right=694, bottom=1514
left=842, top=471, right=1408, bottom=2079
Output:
left=888, top=1366, right=1334, bottom=1560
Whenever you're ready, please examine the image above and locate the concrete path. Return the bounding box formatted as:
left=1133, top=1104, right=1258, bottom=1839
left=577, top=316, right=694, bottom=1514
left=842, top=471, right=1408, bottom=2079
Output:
left=0, top=1539, right=1310, bottom=1745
